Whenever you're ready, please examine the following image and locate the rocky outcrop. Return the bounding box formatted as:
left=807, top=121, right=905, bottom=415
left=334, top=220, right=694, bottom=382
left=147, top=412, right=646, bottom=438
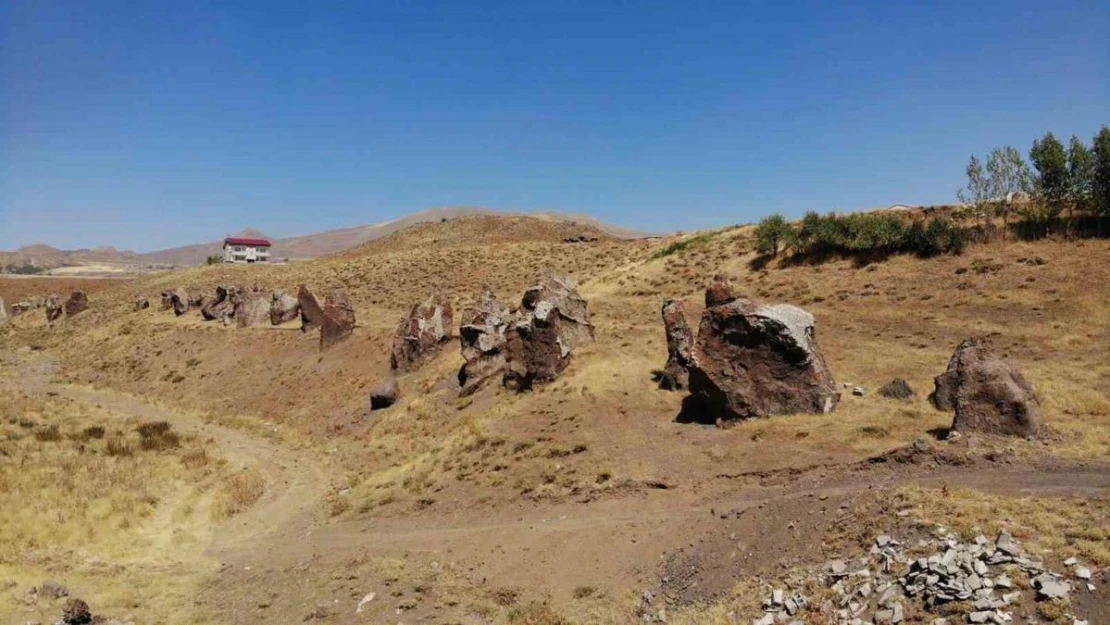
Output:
left=878, top=378, right=914, bottom=400
left=503, top=273, right=595, bottom=391
left=687, top=275, right=838, bottom=421
left=201, top=286, right=236, bottom=321
left=320, top=289, right=355, bottom=349
left=658, top=298, right=694, bottom=390
left=233, top=288, right=270, bottom=328
left=134, top=295, right=150, bottom=311
left=457, top=290, right=512, bottom=396
left=932, top=338, right=1044, bottom=437
left=370, top=377, right=399, bottom=410
left=270, top=290, right=300, bottom=325
left=64, top=291, right=88, bottom=316
left=45, top=294, right=64, bottom=322
left=391, top=291, right=453, bottom=372
left=297, top=285, right=326, bottom=332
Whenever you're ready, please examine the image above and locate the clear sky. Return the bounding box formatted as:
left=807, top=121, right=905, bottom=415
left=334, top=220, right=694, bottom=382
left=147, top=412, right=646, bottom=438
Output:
left=2, top=0, right=1107, bottom=252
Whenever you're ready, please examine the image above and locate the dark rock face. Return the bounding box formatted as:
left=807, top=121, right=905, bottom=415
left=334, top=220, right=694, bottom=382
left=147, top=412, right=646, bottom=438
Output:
left=320, top=289, right=355, bottom=349
left=297, top=285, right=326, bottom=332
left=201, top=286, right=236, bottom=322
left=45, top=294, right=64, bottom=322
left=704, top=273, right=740, bottom=307
left=233, top=288, right=270, bottom=327
left=270, top=290, right=300, bottom=325
left=169, top=288, right=190, bottom=316
left=932, top=338, right=1044, bottom=437
left=659, top=298, right=694, bottom=390
left=457, top=290, right=512, bottom=396
left=878, top=378, right=914, bottom=400
left=687, top=276, right=839, bottom=421
left=370, top=377, right=399, bottom=410
left=134, top=295, right=150, bottom=311
left=503, top=273, right=595, bottom=391
left=64, top=291, right=88, bottom=316
left=390, top=291, right=453, bottom=372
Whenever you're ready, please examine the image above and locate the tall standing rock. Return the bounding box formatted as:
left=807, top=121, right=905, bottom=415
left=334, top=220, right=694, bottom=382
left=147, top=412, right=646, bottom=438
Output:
left=932, top=338, right=1044, bottom=437
left=64, top=291, right=88, bottom=316
left=270, top=290, right=300, bottom=325
left=201, top=286, right=236, bottom=321
left=320, top=289, right=356, bottom=349
left=503, top=273, right=595, bottom=391
left=234, top=288, right=270, bottom=327
left=687, top=275, right=838, bottom=421
left=458, top=290, right=512, bottom=396
left=298, top=285, right=326, bottom=333
left=169, top=288, right=190, bottom=316
left=658, top=298, right=694, bottom=390
left=390, top=291, right=454, bottom=372
left=45, top=294, right=64, bottom=322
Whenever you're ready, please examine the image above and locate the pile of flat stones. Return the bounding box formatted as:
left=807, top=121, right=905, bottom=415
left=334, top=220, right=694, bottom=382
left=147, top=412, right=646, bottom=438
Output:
left=807, top=531, right=1092, bottom=625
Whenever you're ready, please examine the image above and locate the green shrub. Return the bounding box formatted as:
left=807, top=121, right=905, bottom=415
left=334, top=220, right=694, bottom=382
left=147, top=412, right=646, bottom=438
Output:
left=754, top=214, right=793, bottom=256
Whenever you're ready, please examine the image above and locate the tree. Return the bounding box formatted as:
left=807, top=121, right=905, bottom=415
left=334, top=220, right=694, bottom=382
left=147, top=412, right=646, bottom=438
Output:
left=754, top=214, right=792, bottom=256
left=985, top=146, right=1032, bottom=224
left=1066, top=135, right=1094, bottom=216
left=957, top=155, right=991, bottom=217
left=1030, top=132, right=1069, bottom=205
left=1093, top=126, right=1110, bottom=218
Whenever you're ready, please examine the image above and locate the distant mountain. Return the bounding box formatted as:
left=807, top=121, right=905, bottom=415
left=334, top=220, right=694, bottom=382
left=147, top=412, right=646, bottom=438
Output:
left=0, top=244, right=137, bottom=270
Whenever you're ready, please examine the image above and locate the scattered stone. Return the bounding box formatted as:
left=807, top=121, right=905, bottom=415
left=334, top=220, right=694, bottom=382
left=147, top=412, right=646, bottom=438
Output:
left=45, top=294, right=64, bottom=322
left=687, top=275, right=839, bottom=420
left=878, top=378, right=914, bottom=400
left=851, top=386, right=865, bottom=397
left=932, top=338, right=1044, bottom=437
left=270, top=290, right=300, bottom=325
left=355, top=592, right=375, bottom=613
left=369, top=377, right=398, bottom=410
left=320, top=289, right=355, bottom=349
left=658, top=298, right=694, bottom=391
left=457, top=290, right=512, bottom=396
left=1075, top=566, right=1091, bottom=579
left=297, top=285, right=326, bottom=332
left=1032, top=574, right=1069, bottom=600
left=503, top=272, right=595, bottom=391
left=390, top=290, right=453, bottom=372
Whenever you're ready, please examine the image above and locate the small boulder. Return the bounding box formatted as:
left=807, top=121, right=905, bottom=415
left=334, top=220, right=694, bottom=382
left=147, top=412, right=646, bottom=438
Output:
left=658, top=298, right=694, bottom=390
left=41, top=580, right=67, bottom=599
left=320, top=289, right=355, bottom=349
left=878, top=378, right=914, bottom=400
left=458, top=290, right=512, bottom=396
left=159, top=291, right=174, bottom=310
left=391, top=290, right=454, bottom=372
left=200, top=286, right=234, bottom=321
left=370, top=377, right=399, bottom=410
left=45, top=294, right=64, bottom=322
left=233, top=288, right=270, bottom=328
left=134, top=295, right=150, bottom=311
left=503, top=272, right=595, bottom=391
left=270, top=290, right=300, bottom=325
left=687, top=275, right=839, bottom=421
left=932, top=338, right=1044, bottom=437
left=297, top=285, right=326, bottom=332
left=60, top=597, right=92, bottom=625
left=169, top=289, right=190, bottom=316
left=64, top=291, right=88, bottom=316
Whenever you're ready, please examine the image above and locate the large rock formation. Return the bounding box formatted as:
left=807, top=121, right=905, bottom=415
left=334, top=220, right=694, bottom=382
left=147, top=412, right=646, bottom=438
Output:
left=320, top=289, right=355, bottom=349
left=391, top=291, right=453, bottom=372
left=45, top=294, right=64, bottom=322
left=658, top=298, right=694, bottom=390
left=169, top=289, right=190, bottom=316
left=297, top=285, right=326, bottom=332
left=687, top=275, right=838, bottom=421
left=201, top=286, right=236, bottom=321
left=270, top=290, right=300, bottom=325
left=64, top=291, right=88, bottom=317
left=457, top=290, right=512, bottom=396
left=233, top=288, right=270, bottom=328
left=932, top=338, right=1044, bottom=437
left=503, top=273, right=595, bottom=391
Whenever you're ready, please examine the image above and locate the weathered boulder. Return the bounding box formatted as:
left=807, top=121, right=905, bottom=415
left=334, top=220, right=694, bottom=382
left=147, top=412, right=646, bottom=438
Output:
left=320, top=289, right=355, bottom=349
left=932, top=338, right=1044, bottom=437
left=169, top=289, right=189, bottom=316
left=233, top=289, right=270, bottom=327
left=658, top=298, right=694, bottom=390
left=134, top=295, right=149, bottom=311
left=687, top=275, right=838, bottom=421
left=45, top=294, right=64, bottom=322
left=270, top=290, right=300, bottom=325
left=297, top=285, right=326, bottom=332
left=878, top=378, right=914, bottom=400
left=391, top=291, right=453, bottom=372
left=503, top=273, right=595, bottom=391
left=457, top=290, right=512, bottom=396
left=64, top=291, right=88, bottom=316
left=201, top=286, right=235, bottom=321
left=370, top=377, right=399, bottom=410
left=60, top=597, right=92, bottom=625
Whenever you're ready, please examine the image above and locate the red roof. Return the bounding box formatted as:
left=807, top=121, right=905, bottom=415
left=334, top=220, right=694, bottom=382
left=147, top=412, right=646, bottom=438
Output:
left=224, top=237, right=272, bottom=247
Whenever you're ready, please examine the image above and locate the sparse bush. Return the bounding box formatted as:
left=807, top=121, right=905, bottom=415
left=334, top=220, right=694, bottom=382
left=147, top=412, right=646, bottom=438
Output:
left=651, top=233, right=711, bottom=259
left=137, top=421, right=180, bottom=451
left=214, top=468, right=266, bottom=518
left=83, top=425, right=105, bottom=440
left=34, top=424, right=62, bottom=442
left=106, top=437, right=133, bottom=457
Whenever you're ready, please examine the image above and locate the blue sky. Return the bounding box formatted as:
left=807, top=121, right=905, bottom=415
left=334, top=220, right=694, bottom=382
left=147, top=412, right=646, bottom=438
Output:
left=2, top=0, right=1107, bottom=252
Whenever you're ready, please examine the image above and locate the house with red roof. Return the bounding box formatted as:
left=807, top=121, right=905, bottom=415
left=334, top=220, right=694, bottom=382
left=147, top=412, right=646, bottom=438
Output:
left=222, top=236, right=272, bottom=263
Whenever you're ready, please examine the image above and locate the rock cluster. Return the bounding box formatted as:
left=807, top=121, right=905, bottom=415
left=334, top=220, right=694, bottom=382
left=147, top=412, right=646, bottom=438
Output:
left=320, top=289, right=355, bottom=349
left=503, top=273, right=595, bottom=391
left=457, top=290, right=512, bottom=396
left=64, top=291, right=88, bottom=316
left=684, top=275, right=839, bottom=421
left=933, top=338, right=1043, bottom=438
left=658, top=298, right=694, bottom=390
left=270, top=290, right=300, bottom=325
left=390, top=290, right=453, bottom=372
left=45, top=293, right=64, bottom=322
